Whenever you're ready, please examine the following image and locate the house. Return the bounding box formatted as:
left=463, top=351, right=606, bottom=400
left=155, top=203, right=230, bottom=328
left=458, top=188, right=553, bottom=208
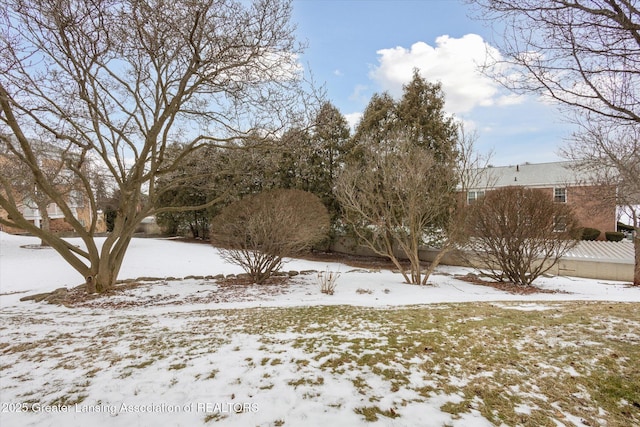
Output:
left=0, top=137, right=106, bottom=235
left=467, top=161, right=617, bottom=239
left=1, top=191, right=106, bottom=235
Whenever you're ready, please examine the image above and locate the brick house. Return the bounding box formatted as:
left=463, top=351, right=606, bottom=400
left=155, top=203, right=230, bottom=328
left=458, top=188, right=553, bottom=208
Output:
left=0, top=138, right=106, bottom=235
left=0, top=191, right=105, bottom=235
left=0, top=181, right=106, bottom=236
left=467, top=161, right=617, bottom=239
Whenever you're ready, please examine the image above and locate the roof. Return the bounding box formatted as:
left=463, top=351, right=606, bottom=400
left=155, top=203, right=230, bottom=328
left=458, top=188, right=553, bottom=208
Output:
left=471, top=161, right=592, bottom=190
left=563, top=240, right=634, bottom=264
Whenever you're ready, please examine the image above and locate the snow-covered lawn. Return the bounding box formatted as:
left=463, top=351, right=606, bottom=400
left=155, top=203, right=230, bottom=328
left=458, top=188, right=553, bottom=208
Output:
left=1, top=232, right=639, bottom=426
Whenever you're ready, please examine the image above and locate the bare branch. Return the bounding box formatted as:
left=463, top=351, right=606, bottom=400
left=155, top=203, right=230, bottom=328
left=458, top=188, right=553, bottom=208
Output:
left=1, top=0, right=310, bottom=292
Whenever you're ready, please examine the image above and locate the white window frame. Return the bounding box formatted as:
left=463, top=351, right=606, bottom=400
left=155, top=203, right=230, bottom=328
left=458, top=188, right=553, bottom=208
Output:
left=554, top=187, right=567, bottom=203
left=467, top=190, right=485, bottom=205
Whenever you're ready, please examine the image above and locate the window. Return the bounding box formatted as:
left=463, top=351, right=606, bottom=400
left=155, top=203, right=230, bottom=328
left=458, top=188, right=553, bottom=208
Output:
left=69, top=190, right=85, bottom=208
left=553, top=216, right=567, bottom=232
left=554, top=188, right=567, bottom=203
left=467, top=190, right=485, bottom=205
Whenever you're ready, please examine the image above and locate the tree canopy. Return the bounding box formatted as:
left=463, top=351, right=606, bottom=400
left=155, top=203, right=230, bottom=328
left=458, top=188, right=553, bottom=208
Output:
left=0, top=0, right=308, bottom=292
left=337, top=71, right=476, bottom=285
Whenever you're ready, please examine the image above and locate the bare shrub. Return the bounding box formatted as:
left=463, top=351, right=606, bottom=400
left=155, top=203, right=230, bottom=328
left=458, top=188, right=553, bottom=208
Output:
left=210, top=189, right=330, bottom=284
left=0, top=0, right=305, bottom=293
left=317, top=268, right=340, bottom=295
left=336, top=125, right=489, bottom=286
left=465, top=186, right=580, bottom=286
left=337, top=135, right=450, bottom=285
left=471, top=1, right=640, bottom=286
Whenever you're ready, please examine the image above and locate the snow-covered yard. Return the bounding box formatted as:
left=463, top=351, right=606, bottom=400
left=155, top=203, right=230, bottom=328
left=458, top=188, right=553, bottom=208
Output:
left=2, top=232, right=638, bottom=308
left=1, top=232, right=639, bottom=426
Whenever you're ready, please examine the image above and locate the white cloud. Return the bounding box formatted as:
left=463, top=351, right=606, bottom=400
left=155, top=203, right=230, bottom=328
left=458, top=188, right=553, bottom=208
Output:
left=349, top=84, right=369, bottom=103
left=344, top=112, right=363, bottom=131
left=456, top=117, right=478, bottom=133
left=495, top=93, right=525, bottom=107
left=369, top=34, right=523, bottom=114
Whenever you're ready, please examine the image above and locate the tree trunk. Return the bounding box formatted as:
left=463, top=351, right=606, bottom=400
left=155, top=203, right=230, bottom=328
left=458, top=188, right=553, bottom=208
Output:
left=39, top=215, right=50, bottom=247
left=35, top=200, right=51, bottom=247
left=383, top=230, right=413, bottom=284
left=421, top=244, right=452, bottom=285
left=85, top=219, right=134, bottom=293
left=86, top=258, right=121, bottom=294
left=404, top=244, right=422, bottom=285
left=392, top=256, right=412, bottom=285
left=85, top=275, right=96, bottom=294
left=93, top=266, right=119, bottom=293
left=634, top=234, right=639, bottom=286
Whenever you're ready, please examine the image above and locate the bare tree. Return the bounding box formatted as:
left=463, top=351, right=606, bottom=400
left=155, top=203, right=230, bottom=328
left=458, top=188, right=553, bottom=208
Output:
left=335, top=129, right=486, bottom=285
left=563, top=117, right=640, bottom=284
left=336, top=72, right=474, bottom=286
left=336, top=135, right=446, bottom=285
left=0, top=0, right=308, bottom=293
left=471, top=0, right=640, bottom=124
left=0, top=138, right=83, bottom=245
left=210, top=189, right=330, bottom=284
left=470, top=0, right=640, bottom=285
left=465, top=186, right=580, bottom=286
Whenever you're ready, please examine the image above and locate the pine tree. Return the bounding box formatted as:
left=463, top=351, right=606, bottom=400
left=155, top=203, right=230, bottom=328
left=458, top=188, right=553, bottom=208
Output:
left=339, top=70, right=463, bottom=284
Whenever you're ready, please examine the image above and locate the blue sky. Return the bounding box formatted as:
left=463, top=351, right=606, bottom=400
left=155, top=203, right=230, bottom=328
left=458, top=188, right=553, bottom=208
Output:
left=291, top=0, right=575, bottom=166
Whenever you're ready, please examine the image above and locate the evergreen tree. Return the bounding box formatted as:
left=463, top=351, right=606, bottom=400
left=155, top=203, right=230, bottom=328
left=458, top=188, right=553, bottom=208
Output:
left=339, top=70, right=464, bottom=284
left=397, top=69, right=458, bottom=162
left=352, top=92, right=397, bottom=151
left=154, top=144, right=221, bottom=239
left=310, top=102, right=351, bottom=228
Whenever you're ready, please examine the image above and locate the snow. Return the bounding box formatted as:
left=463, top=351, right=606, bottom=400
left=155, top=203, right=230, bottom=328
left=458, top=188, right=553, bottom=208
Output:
left=2, top=232, right=638, bottom=309
left=1, top=232, right=639, bottom=426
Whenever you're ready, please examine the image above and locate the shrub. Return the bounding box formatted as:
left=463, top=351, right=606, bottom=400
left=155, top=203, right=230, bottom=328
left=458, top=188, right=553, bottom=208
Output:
left=465, top=186, right=580, bottom=286
left=605, top=231, right=625, bottom=242
left=210, top=189, right=330, bottom=284
left=317, top=268, right=340, bottom=295
left=580, top=227, right=601, bottom=240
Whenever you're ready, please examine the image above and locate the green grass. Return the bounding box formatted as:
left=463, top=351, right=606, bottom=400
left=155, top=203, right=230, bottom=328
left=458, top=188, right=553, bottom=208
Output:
left=354, top=405, right=400, bottom=421
left=1, top=301, right=639, bottom=425
left=220, top=302, right=640, bottom=425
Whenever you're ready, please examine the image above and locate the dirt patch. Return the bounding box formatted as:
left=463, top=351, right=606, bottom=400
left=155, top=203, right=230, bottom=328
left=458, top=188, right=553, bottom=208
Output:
left=20, top=275, right=308, bottom=309
left=20, top=244, right=54, bottom=249
left=298, top=251, right=412, bottom=270
left=455, top=273, right=567, bottom=294
left=214, top=275, right=290, bottom=287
